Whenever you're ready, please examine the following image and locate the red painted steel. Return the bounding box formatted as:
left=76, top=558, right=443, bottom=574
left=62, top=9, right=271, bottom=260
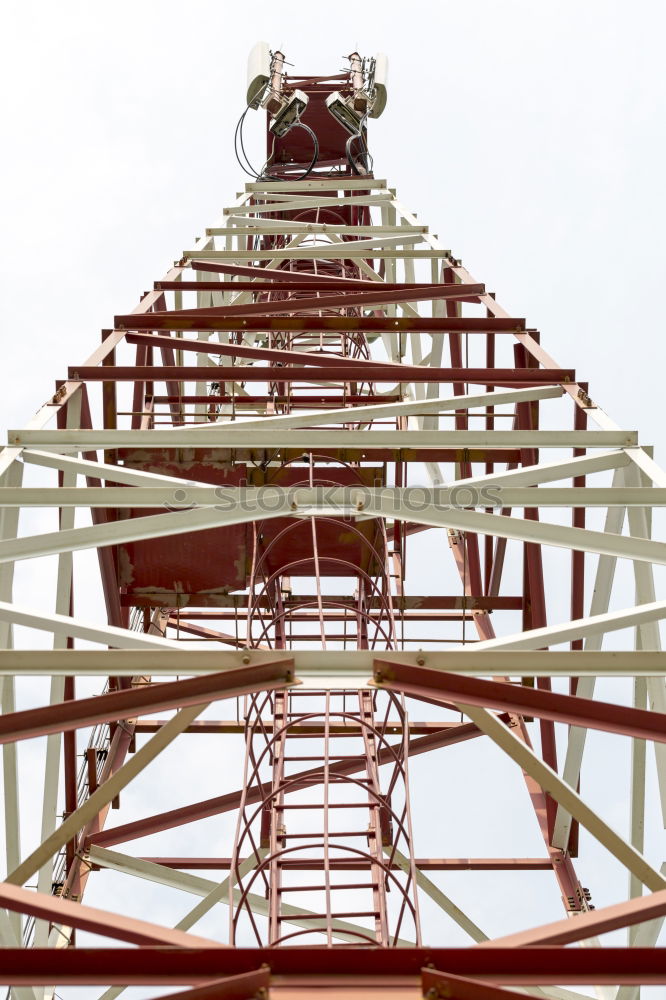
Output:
left=114, top=315, right=526, bottom=331
left=0, top=662, right=294, bottom=742
left=373, top=660, right=666, bottom=743
left=141, top=971, right=271, bottom=1000
left=421, top=970, right=542, bottom=1000
left=1, top=948, right=665, bottom=986
left=68, top=365, right=566, bottom=384
left=0, top=882, right=220, bottom=948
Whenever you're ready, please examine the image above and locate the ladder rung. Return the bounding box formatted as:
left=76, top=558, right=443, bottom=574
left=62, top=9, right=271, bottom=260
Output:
left=277, top=802, right=378, bottom=810
left=277, top=911, right=380, bottom=921
left=283, top=755, right=365, bottom=761
left=278, top=883, right=379, bottom=893
left=282, top=830, right=376, bottom=839
left=296, top=775, right=372, bottom=785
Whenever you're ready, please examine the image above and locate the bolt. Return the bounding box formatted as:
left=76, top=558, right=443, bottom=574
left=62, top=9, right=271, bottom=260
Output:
left=242, top=654, right=251, bottom=664
left=416, top=656, right=425, bottom=666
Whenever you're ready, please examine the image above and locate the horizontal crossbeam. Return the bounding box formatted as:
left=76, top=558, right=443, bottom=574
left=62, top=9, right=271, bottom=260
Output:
left=0, top=947, right=664, bottom=985
left=154, top=283, right=485, bottom=315
left=64, top=365, right=572, bottom=385
left=477, top=887, right=666, bottom=947
left=115, top=314, right=524, bottom=332
left=0, top=883, right=219, bottom=948
left=0, top=661, right=294, bottom=742
left=1, top=649, right=666, bottom=678
left=9, top=429, right=634, bottom=450
left=373, top=662, right=666, bottom=742
left=1, top=486, right=663, bottom=508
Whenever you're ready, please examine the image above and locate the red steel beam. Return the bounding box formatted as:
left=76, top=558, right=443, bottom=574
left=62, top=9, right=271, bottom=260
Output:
left=422, top=970, right=541, bottom=1000
left=0, top=661, right=294, bottom=743
left=163, top=597, right=524, bottom=613
left=69, top=366, right=569, bottom=385
left=186, top=260, right=405, bottom=283
left=0, top=882, right=221, bottom=948
left=88, top=721, right=493, bottom=848
left=115, top=314, right=525, bottom=332
left=156, top=283, right=486, bottom=316
left=1, top=947, right=664, bottom=985
left=143, top=971, right=270, bottom=1000
left=125, top=331, right=406, bottom=370
left=476, top=886, right=666, bottom=947
left=157, top=279, right=483, bottom=295
left=373, top=661, right=666, bottom=743
left=134, top=719, right=468, bottom=735
left=165, top=619, right=268, bottom=650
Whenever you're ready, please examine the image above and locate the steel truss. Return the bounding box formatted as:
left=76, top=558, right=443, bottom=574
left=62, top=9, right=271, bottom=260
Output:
left=0, top=59, right=665, bottom=1000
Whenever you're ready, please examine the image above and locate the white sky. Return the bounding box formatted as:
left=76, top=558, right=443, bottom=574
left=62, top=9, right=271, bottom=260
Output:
left=1, top=0, right=666, bottom=990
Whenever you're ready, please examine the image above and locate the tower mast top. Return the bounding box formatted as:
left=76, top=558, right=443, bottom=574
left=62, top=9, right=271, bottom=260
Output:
left=241, top=43, right=388, bottom=178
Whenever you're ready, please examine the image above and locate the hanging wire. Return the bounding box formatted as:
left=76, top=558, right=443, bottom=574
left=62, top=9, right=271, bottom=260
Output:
left=345, top=114, right=373, bottom=175
left=260, top=120, right=319, bottom=181
left=234, top=104, right=262, bottom=178
left=235, top=96, right=319, bottom=183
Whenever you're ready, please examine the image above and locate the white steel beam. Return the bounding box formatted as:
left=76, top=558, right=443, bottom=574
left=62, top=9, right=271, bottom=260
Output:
left=8, top=429, right=637, bottom=451
left=34, top=394, right=80, bottom=946
left=0, top=500, right=290, bottom=565
left=222, top=194, right=394, bottom=215
left=0, top=602, right=185, bottom=651
left=0, top=463, right=22, bottom=916
left=88, top=845, right=411, bottom=946
left=629, top=676, right=648, bottom=917
left=6, top=702, right=213, bottom=887
left=3, top=486, right=666, bottom=508
left=625, top=494, right=666, bottom=826
left=552, top=468, right=627, bottom=849
left=215, top=222, right=428, bottom=235
left=386, top=846, right=488, bottom=943
left=196, top=386, right=565, bottom=432
left=625, top=446, right=666, bottom=487
left=452, top=449, right=630, bottom=490
left=366, top=496, right=666, bottom=567
left=79, top=850, right=267, bottom=1000
left=464, top=600, right=666, bottom=653
left=457, top=704, right=666, bottom=893
left=2, top=647, right=666, bottom=678
left=186, top=238, right=427, bottom=259
left=21, top=449, right=212, bottom=488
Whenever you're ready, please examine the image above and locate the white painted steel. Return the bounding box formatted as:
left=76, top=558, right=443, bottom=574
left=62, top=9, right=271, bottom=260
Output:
left=7, top=429, right=639, bottom=450
left=456, top=704, right=666, bottom=893
left=1, top=646, right=666, bottom=677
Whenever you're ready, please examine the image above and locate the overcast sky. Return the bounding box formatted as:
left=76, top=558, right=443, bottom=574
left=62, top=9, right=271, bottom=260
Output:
left=1, top=0, right=665, bottom=985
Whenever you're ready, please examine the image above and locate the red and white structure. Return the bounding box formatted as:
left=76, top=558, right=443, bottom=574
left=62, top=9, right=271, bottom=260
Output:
left=0, top=47, right=665, bottom=998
